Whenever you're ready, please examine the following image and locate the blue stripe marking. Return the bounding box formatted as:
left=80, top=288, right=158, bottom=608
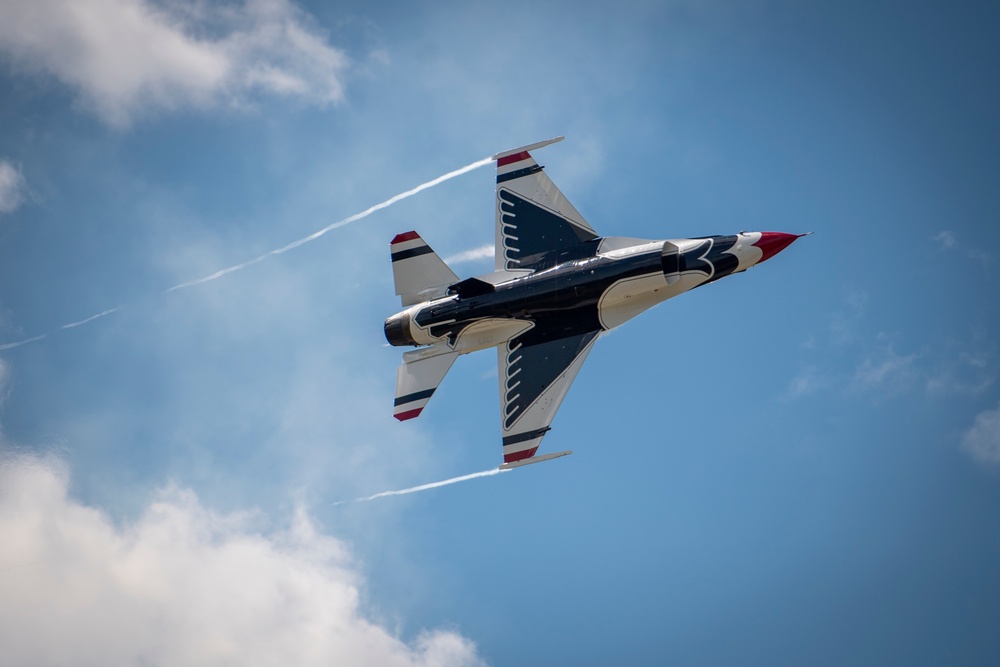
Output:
left=497, top=164, right=543, bottom=184
left=394, top=388, right=436, bottom=407
left=502, top=427, right=551, bottom=447
left=391, top=245, right=434, bottom=262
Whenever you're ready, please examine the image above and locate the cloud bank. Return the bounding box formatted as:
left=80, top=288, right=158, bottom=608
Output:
left=962, top=400, right=1000, bottom=466
left=0, top=0, right=349, bottom=127
left=0, top=160, right=27, bottom=214
left=0, top=456, right=484, bottom=667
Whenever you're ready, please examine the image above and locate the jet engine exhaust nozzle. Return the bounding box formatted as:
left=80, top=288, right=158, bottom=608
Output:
left=384, top=312, right=416, bottom=347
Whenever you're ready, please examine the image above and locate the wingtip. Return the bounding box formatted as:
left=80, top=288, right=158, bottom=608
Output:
left=491, top=136, right=565, bottom=161
left=394, top=408, right=422, bottom=421
left=498, top=449, right=573, bottom=470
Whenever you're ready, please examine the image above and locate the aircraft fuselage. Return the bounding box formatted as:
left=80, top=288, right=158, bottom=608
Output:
left=385, top=232, right=786, bottom=356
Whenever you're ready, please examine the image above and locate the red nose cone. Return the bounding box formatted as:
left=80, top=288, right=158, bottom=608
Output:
left=753, top=232, right=802, bottom=264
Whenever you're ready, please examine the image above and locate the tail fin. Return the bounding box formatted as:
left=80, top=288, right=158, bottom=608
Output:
left=391, top=232, right=459, bottom=306
left=394, top=345, right=459, bottom=421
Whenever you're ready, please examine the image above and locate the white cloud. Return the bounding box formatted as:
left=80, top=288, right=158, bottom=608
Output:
left=0, top=359, right=9, bottom=414
left=962, top=401, right=1000, bottom=466
left=829, top=289, right=867, bottom=347
left=0, top=0, right=349, bottom=127
left=784, top=365, right=826, bottom=399
left=0, top=160, right=27, bottom=214
left=966, top=247, right=993, bottom=272
left=852, top=343, right=918, bottom=395
left=932, top=230, right=992, bottom=270
left=932, top=230, right=956, bottom=250
left=926, top=349, right=995, bottom=397
left=0, top=456, right=485, bottom=667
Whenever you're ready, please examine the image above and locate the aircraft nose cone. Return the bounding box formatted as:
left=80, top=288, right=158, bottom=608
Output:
left=753, top=232, right=802, bottom=264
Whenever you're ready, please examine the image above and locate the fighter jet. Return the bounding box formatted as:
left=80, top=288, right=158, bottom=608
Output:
left=385, top=137, right=806, bottom=470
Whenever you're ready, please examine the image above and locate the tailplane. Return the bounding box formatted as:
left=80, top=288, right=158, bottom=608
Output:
left=394, top=345, right=459, bottom=421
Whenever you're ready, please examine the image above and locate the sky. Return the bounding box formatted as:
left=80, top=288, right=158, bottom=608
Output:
left=1, top=0, right=999, bottom=665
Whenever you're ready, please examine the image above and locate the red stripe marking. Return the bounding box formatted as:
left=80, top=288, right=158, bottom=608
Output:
left=391, top=231, right=420, bottom=245
left=503, top=446, right=539, bottom=463
left=394, top=408, right=423, bottom=421
left=497, top=151, right=531, bottom=168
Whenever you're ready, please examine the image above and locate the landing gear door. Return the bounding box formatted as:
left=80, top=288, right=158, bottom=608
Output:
left=662, top=241, right=681, bottom=285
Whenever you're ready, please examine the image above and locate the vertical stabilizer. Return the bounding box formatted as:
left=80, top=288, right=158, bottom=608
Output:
left=391, top=231, right=459, bottom=307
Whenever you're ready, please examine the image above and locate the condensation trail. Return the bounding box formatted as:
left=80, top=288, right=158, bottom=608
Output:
left=0, top=306, right=127, bottom=351
left=164, top=156, right=493, bottom=293
left=0, top=156, right=493, bottom=351
left=334, top=467, right=508, bottom=505
left=60, top=307, right=125, bottom=329
left=443, top=243, right=493, bottom=265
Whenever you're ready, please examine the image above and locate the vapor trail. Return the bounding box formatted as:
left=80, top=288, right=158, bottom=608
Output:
left=335, top=467, right=508, bottom=505
left=0, top=334, right=47, bottom=351
left=60, top=307, right=125, bottom=329
left=165, top=156, right=493, bottom=292
left=443, top=243, right=494, bottom=265
left=0, top=307, right=126, bottom=351
left=0, top=156, right=493, bottom=351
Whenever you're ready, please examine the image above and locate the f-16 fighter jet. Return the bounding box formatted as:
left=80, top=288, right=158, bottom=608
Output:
left=385, top=137, right=806, bottom=470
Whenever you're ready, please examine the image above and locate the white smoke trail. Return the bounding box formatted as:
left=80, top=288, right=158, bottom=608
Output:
left=443, top=244, right=493, bottom=265
left=0, top=306, right=128, bottom=351
left=60, top=306, right=125, bottom=329
left=165, top=156, right=493, bottom=292
left=0, top=156, right=493, bottom=351
left=0, top=334, right=47, bottom=351
left=335, top=467, right=508, bottom=505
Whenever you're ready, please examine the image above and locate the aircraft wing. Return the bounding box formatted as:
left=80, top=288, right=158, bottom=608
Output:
left=493, top=138, right=598, bottom=272
left=497, top=327, right=600, bottom=465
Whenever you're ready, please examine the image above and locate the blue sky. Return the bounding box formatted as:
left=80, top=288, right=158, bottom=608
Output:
left=1, top=0, right=999, bottom=664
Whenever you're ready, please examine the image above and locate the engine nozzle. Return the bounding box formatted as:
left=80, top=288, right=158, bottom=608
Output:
left=384, top=311, right=417, bottom=347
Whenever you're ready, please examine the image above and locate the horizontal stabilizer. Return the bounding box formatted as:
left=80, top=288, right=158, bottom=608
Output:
left=498, top=450, right=573, bottom=471
left=394, top=345, right=458, bottom=421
